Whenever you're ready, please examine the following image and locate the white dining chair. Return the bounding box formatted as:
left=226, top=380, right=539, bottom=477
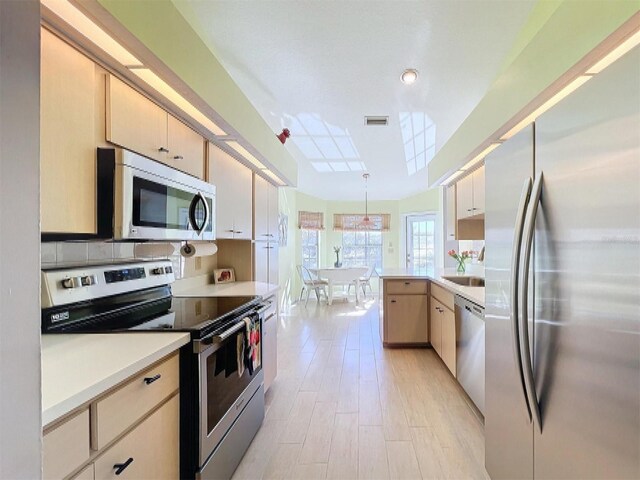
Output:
left=347, top=265, right=376, bottom=298
left=296, top=265, right=328, bottom=307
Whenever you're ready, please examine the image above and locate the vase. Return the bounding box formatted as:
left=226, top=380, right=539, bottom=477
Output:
left=334, top=252, right=341, bottom=268
left=456, top=260, right=466, bottom=273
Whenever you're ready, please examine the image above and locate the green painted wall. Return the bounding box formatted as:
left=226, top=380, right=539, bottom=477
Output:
left=286, top=188, right=441, bottom=302
left=428, top=0, right=640, bottom=185
left=97, top=0, right=298, bottom=185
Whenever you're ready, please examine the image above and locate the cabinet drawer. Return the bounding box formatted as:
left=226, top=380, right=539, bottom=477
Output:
left=72, top=464, right=94, bottom=480
left=431, top=283, right=455, bottom=311
left=43, top=409, right=90, bottom=480
left=91, top=354, right=179, bottom=450
left=94, top=395, right=179, bottom=480
left=385, top=279, right=428, bottom=295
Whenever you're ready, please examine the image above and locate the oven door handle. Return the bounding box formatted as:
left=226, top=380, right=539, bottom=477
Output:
left=214, top=320, right=247, bottom=342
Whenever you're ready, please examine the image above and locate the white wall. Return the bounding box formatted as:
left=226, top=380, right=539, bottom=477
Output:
left=0, top=1, right=43, bottom=477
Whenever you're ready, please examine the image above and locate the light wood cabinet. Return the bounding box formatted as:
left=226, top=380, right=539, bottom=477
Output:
left=430, top=295, right=456, bottom=377
left=254, top=242, right=278, bottom=284
left=43, top=354, right=180, bottom=479
left=208, top=142, right=253, bottom=239
left=445, top=185, right=457, bottom=240
left=262, top=301, right=278, bottom=392
left=254, top=243, right=269, bottom=283
left=430, top=299, right=442, bottom=357
left=91, top=354, right=179, bottom=450
left=94, top=395, right=179, bottom=480
left=166, top=114, right=205, bottom=178
left=43, top=409, right=90, bottom=480
left=107, top=75, right=206, bottom=179
left=380, top=279, right=429, bottom=346
left=442, top=305, right=457, bottom=376
left=456, top=166, right=485, bottom=219
left=41, top=29, right=99, bottom=235
left=473, top=165, right=485, bottom=215
left=385, top=294, right=429, bottom=344
left=72, top=464, right=95, bottom=480
left=254, top=174, right=279, bottom=241
left=106, top=74, right=167, bottom=163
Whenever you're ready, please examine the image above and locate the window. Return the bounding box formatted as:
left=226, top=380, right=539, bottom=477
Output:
left=301, top=229, right=319, bottom=269
left=342, top=231, right=383, bottom=270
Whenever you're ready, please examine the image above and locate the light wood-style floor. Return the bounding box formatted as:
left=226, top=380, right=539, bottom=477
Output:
left=233, top=296, right=489, bottom=480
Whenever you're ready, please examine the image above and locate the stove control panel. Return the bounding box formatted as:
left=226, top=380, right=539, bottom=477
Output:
left=41, top=260, right=176, bottom=308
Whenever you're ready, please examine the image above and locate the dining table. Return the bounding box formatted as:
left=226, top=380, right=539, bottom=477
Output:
left=310, top=266, right=369, bottom=305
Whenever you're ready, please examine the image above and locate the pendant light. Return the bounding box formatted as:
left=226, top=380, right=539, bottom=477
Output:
left=358, top=173, right=375, bottom=230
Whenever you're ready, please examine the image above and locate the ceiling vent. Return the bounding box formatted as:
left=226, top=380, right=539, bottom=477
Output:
left=364, top=116, right=389, bottom=126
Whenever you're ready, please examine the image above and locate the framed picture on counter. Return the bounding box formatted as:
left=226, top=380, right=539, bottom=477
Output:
left=214, top=268, right=235, bottom=284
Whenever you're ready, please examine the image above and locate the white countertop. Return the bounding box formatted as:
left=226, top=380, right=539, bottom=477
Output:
left=41, top=332, right=190, bottom=427
left=379, top=267, right=485, bottom=307
left=173, top=281, right=279, bottom=299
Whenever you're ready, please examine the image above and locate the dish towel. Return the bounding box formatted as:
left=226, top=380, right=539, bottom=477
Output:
left=243, top=315, right=261, bottom=375
left=236, top=333, right=245, bottom=378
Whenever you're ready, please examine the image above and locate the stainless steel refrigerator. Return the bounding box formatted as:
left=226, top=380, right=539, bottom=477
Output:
left=485, top=46, right=640, bottom=479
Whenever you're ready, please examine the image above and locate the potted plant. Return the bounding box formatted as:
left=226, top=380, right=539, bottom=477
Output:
left=333, top=246, right=342, bottom=268
left=448, top=249, right=473, bottom=273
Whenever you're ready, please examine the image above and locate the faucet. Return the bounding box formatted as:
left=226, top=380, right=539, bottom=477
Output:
left=478, top=246, right=485, bottom=263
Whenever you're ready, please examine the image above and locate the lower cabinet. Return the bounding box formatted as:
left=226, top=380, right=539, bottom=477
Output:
left=430, top=295, right=457, bottom=377
left=94, top=395, right=179, bottom=480
left=262, top=299, right=278, bottom=392
left=380, top=279, right=429, bottom=346
left=44, top=353, right=180, bottom=480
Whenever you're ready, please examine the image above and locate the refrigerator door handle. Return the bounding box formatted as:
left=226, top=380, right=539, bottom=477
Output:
left=511, top=177, right=533, bottom=421
left=519, top=172, right=544, bottom=433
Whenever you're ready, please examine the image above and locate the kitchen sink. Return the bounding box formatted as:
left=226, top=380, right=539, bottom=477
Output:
left=441, top=276, right=485, bottom=287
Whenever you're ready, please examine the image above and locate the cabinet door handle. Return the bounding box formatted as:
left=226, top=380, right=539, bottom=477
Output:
left=235, top=230, right=243, bottom=234
left=390, top=300, right=397, bottom=303
left=173, top=155, right=184, bottom=160
left=225, top=229, right=235, bottom=233
left=143, top=374, right=161, bottom=385
left=114, top=457, right=134, bottom=475
left=467, top=209, right=472, bottom=212
left=404, top=281, right=410, bottom=285
left=158, top=146, right=169, bottom=153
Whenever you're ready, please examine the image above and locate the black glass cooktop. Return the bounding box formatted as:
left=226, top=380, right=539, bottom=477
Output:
left=140, top=295, right=261, bottom=335
left=42, top=286, right=261, bottom=338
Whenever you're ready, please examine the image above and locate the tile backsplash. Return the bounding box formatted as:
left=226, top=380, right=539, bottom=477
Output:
left=42, top=241, right=185, bottom=279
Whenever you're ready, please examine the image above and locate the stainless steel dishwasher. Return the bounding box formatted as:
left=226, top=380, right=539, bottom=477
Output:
left=455, top=295, right=485, bottom=415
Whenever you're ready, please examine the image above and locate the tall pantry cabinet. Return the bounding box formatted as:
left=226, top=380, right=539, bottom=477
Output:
left=253, top=175, right=279, bottom=285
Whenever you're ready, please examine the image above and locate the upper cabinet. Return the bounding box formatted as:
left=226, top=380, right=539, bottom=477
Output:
left=106, top=75, right=205, bottom=179
left=208, top=142, right=253, bottom=240
left=456, top=165, right=485, bottom=219
left=41, top=29, right=100, bottom=235
left=253, top=175, right=279, bottom=242
left=445, top=184, right=457, bottom=241
left=166, top=114, right=205, bottom=179
left=106, top=74, right=167, bottom=163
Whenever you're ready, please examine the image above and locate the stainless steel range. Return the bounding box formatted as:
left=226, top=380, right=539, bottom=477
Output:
left=41, top=260, right=269, bottom=479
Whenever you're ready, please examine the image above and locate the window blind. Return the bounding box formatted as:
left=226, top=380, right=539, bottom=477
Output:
left=333, top=213, right=391, bottom=232
left=298, top=211, right=325, bottom=230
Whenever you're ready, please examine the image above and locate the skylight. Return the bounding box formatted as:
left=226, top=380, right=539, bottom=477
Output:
left=399, top=112, right=436, bottom=176
left=284, top=112, right=365, bottom=173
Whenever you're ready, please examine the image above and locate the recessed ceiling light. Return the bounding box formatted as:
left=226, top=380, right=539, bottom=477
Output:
left=401, top=69, right=419, bottom=85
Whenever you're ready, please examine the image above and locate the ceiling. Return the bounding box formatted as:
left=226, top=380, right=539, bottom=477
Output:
left=173, top=0, right=535, bottom=200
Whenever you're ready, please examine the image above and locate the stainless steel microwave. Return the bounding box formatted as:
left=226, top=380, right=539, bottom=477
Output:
left=97, top=148, right=215, bottom=241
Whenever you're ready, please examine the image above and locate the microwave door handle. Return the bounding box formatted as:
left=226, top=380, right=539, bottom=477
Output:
left=189, top=192, right=208, bottom=235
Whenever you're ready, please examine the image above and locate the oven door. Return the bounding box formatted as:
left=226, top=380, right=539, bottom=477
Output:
left=197, top=317, right=263, bottom=466
left=115, top=150, right=215, bottom=240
